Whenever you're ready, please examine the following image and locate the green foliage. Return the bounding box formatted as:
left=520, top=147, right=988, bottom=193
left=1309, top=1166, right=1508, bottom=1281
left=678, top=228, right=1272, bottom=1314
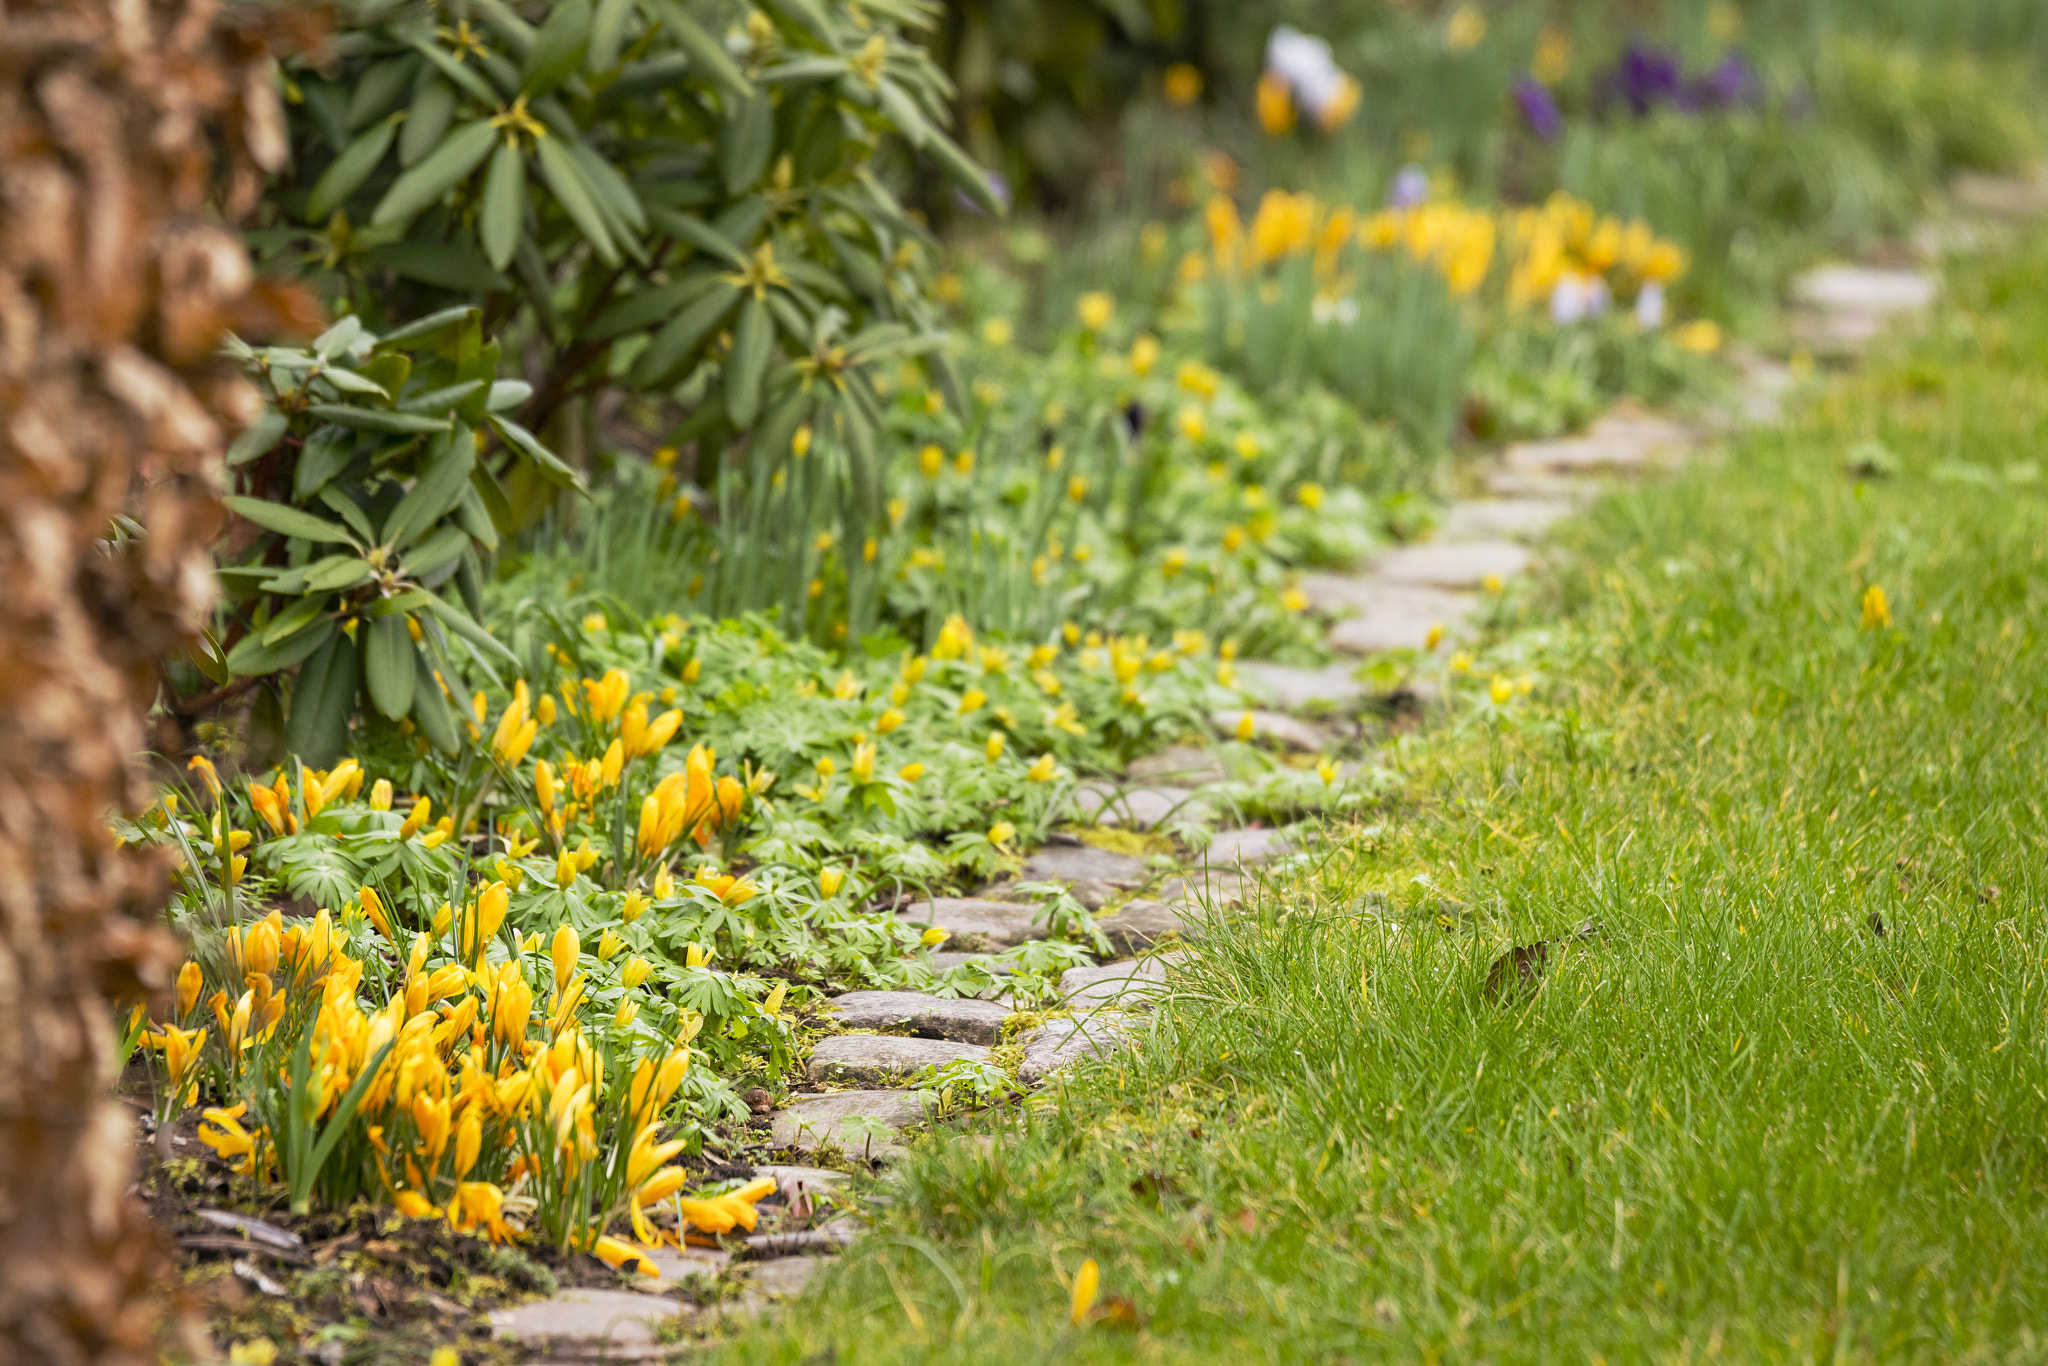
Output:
left=213, top=310, right=575, bottom=763
left=267, top=0, right=993, bottom=503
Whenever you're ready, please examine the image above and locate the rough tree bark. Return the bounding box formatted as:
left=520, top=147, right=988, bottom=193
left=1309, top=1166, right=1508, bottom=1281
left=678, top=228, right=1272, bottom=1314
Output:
left=0, top=2, right=301, bottom=1360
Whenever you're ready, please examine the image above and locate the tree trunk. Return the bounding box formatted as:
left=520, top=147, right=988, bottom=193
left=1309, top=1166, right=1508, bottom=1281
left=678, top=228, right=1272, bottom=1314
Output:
left=0, top=2, right=299, bottom=1360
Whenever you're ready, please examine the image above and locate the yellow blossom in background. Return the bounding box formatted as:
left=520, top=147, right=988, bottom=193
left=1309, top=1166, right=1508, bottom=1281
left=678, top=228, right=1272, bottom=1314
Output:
left=1533, top=26, right=1572, bottom=82
left=1026, top=754, right=1057, bottom=782
left=921, top=925, right=950, bottom=948
left=1295, top=481, right=1324, bottom=510
left=898, top=762, right=925, bottom=782
left=1449, top=650, right=1475, bottom=674
left=1177, top=405, right=1208, bottom=442
left=1862, top=584, right=1892, bottom=630
left=1130, top=334, right=1161, bottom=375
left=1076, top=291, right=1115, bottom=332
left=819, top=867, right=846, bottom=898
left=981, top=317, right=1014, bottom=346
left=1673, top=319, right=1723, bottom=354
left=1316, top=756, right=1339, bottom=786
left=987, top=821, right=1016, bottom=848
left=1282, top=587, right=1309, bottom=613
left=1425, top=623, right=1445, bottom=651
left=1447, top=6, right=1487, bottom=52
left=985, top=731, right=1006, bottom=762
left=1255, top=71, right=1295, bottom=135
left=919, top=444, right=943, bottom=477
left=1070, top=1258, right=1100, bottom=1326
left=1490, top=676, right=1514, bottom=705
left=1164, top=62, right=1203, bottom=106
left=1235, top=711, right=1256, bottom=741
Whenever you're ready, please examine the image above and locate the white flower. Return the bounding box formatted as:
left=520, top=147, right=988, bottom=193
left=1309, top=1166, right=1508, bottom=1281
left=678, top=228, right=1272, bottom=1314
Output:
left=1635, top=280, right=1667, bottom=330
left=1265, top=27, right=1350, bottom=122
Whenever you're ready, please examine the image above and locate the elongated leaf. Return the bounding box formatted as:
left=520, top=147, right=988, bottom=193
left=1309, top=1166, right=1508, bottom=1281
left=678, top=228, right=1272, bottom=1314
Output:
left=411, top=39, right=499, bottom=104
left=346, top=56, right=419, bottom=131
left=760, top=55, right=850, bottom=83
left=650, top=0, right=752, bottom=101
left=922, top=125, right=1003, bottom=213
left=410, top=648, right=461, bottom=754
left=719, top=89, right=774, bottom=193
left=725, top=294, right=773, bottom=426
left=534, top=135, right=618, bottom=264
left=421, top=594, right=519, bottom=666
left=581, top=271, right=721, bottom=342
left=523, top=0, right=591, bottom=94
left=300, top=555, right=376, bottom=593
left=454, top=481, right=499, bottom=550
left=408, top=523, right=475, bottom=578
left=628, top=280, right=740, bottom=387
left=645, top=207, right=747, bottom=266
left=299, top=1037, right=395, bottom=1210
left=364, top=241, right=513, bottom=293
left=225, top=618, right=336, bottom=677
left=486, top=380, right=531, bottom=411
left=380, top=304, right=479, bottom=347
left=363, top=614, right=416, bottom=719
left=563, top=138, right=647, bottom=234
left=590, top=0, right=636, bottom=69
left=398, top=379, right=486, bottom=413
left=285, top=629, right=357, bottom=765
left=370, top=119, right=495, bottom=228
left=306, top=402, right=452, bottom=435
left=225, top=494, right=355, bottom=545
left=319, top=489, right=378, bottom=545
left=260, top=593, right=332, bottom=647
left=479, top=140, right=527, bottom=270
left=315, top=364, right=392, bottom=399
left=227, top=410, right=287, bottom=467
left=399, top=76, right=457, bottom=166
left=486, top=413, right=586, bottom=490
left=383, top=429, right=476, bottom=548
left=307, top=119, right=397, bottom=221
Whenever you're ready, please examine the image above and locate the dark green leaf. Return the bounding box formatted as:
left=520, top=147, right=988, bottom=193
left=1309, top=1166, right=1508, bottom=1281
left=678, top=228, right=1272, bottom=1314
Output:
left=261, top=593, right=333, bottom=647
left=421, top=594, right=520, bottom=665
left=226, top=618, right=337, bottom=677
left=522, top=0, right=591, bottom=95
left=581, top=271, right=722, bottom=342
left=725, top=294, right=773, bottom=426
left=399, top=76, right=458, bottom=166
left=719, top=90, right=775, bottom=194
left=300, top=555, right=377, bottom=593
left=534, top=135, right=618, bottom=264
left=370, top=119, right=496, bottom=229
left=410, top=648, right=461, bottom=754
left=227, top=411, right=288, bottom=467
left=306, top=402, right=453, bottom=435
left=486, top=413, right=586, bottom=490
left=628, top=280, right=741, bottom=387
left=286, top=630, right=357, bottom=765
left=364, top=241, right=512, bottom=292
left=384, top=429, right=477, bottom=547
left=380, top=304, right=479, bottom=347
left=225, top=494, right=356, bottom=545
left=307, top=119, right=398, bottom=222
left=411, top=39, right=500, bottom=105
left=346, top=56, right=420, bottom=130
left=650, top=0, right=752, bottom=101
left=589, top=0, right=636, bottom=70
left=480, top=140, right=527, bottom=270
left=363, top=615, right=417, bottom=719
left=645, top=207, right=748, bottom=266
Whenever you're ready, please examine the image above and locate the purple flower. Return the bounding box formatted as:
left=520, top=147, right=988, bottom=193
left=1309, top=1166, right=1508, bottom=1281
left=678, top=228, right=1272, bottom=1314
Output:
left=1514, top=76, right=1564, bottom=141
left=1607, top=42, right=1685, bottom=115
left=1388, top=164, right=1430, bottom=208
left=1688, top=52, right=1757, bottom=109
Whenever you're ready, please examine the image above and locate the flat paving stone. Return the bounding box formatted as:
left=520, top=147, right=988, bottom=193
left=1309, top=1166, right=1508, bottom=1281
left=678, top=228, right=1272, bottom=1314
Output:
left=1021, top=844, right=1149, bottom=885
left=897, top=897, right=1043, bottom=951
left=807, top=1035, right=989, bottom=1086
left=1236, top=660, right=1368, bottom=712
left=1018, top=1016, right=1135, bottom=1084
left=1207, top=708, right=1330, bottom=752
left=1953, top=168, right=2048, bottom=218
left=1505, top=410, right=1695, bottom=473
left=821, top=991, right=1012, bottom=1045
left=1483, top=468, right=1602, bottom=500
left=1076, top=783, right=1203, bottom=830
left=1792, top=264, right=1937, bottom=315
left=490, top=1288, right=683, bottom=1359
left=1125, top=744, right=1227, bottom=784
left=744, top=1255, right=824, bottom=1299
left=1297, top=574, right=1478, bottom=622
left=1328, top=615, right=1443, bottom=654
left=771, top=1090, right=926, bottom=1156
left=634, top=1244, right=729, bottom=1292
left=1438, top=498, right=1573, bottom=540
left=754, top=1165, right=850, bottom=1200
left=1205, top=827, right=1291, bottom=865
left=1061, top=956, right=1173, bottom=1009
left=1094, top=899, right=1190, bottom=956
left=1372, top=540, right=1531, bottom=590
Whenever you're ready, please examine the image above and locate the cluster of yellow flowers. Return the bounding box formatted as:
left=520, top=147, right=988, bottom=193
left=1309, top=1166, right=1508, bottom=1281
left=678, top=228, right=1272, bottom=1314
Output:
left=1496, top=193, right=1688, bottom=310
left=147, top=889, right=776, bottom=1258
left=1187, top=189, right=1689, bottom=313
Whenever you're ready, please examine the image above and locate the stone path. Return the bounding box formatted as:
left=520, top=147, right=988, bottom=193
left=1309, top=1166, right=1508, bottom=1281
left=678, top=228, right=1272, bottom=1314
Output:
left=494, top=177, right=2036, bottom=1357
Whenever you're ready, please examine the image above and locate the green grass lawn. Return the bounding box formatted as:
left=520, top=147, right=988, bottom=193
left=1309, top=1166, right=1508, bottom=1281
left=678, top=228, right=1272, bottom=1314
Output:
left=713, top=235, right=2048, bottom=1365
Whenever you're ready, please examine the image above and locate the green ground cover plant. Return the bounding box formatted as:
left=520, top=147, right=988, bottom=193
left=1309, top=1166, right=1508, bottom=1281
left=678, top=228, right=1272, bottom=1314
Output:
left=706, top=233, right=2048, bottom=1363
